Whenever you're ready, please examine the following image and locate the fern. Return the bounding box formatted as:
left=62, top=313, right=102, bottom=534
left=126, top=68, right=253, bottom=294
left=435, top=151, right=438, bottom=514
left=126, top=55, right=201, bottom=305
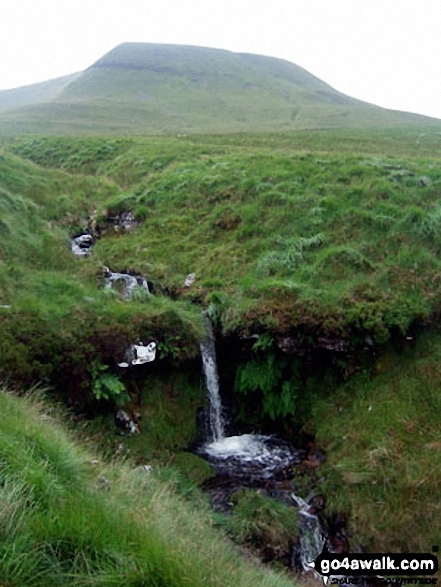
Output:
left=236, top=350, right=299, bottom=421
left=90, top=361, right=128, bottom=406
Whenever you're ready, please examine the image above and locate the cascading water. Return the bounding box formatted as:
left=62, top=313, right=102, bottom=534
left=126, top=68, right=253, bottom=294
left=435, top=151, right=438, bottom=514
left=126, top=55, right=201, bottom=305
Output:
left=200, top=315, right=225, bottom=442
left=198, top=315, right=302, bottom=477
left=291, top=493, right=325, bottom=572
left=197, top=315, right=327, bottom=574
left=103, top=267, right=149, bottom=300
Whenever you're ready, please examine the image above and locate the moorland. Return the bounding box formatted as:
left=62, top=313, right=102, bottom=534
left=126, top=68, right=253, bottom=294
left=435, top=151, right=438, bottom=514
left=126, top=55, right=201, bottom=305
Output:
left=0, top=43, right=440, bottom=586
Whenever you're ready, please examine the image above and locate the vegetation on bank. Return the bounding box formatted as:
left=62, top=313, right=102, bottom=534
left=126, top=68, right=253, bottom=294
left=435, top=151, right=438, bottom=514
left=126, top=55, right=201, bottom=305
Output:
left=0, top=389, right=297, bottom=587
left=313, top=326, right=441, bottom=554
left=6, top=131, right=441, bottom=344
left=1, top=128, right=441, bottom=561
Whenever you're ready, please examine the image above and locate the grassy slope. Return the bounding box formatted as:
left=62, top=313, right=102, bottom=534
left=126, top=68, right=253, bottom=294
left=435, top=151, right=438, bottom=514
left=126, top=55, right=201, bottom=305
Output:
left=0, top=43, right=438, bottom=135
left=1, top=128, right=441, bottom=554
left=0, top=144, right=204, bottom=397
left=8, top=130, right=441, bottom=342
left=313, top=326, right=441, bottom=553
left=0, top=389, right=295, bottom=587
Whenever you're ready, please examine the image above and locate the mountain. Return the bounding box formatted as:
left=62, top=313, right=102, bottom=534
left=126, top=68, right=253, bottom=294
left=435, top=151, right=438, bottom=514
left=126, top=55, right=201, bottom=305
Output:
left=0, top=42, right=439, bottom=135
left=0, top=73, right=80, bottom=113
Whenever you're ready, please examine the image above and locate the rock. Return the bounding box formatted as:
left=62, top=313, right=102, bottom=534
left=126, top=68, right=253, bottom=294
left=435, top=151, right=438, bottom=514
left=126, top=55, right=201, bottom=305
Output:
left=132, top=342, right=156, bottom=365
left=276, top=336, right=306, bottom=355
left=184, top=272, right=196, bottom=287
left=115, top=409, right=131, bottom=428
left=418, top=176, right=432, bottom=187
left=115, top=409, right=140, bottom=434
left=108, top=211, right=138, bottom=232
left=71, top=233, right=93, bottom=256
left=136, top=464, right=153, bottom=474
left=276, top=335, right=350, bottom=355
left=97, top=476, right=110, bottom=490
left=103, top=268, right=150, bottom=299
left=317, top=337, right=349, bottom=352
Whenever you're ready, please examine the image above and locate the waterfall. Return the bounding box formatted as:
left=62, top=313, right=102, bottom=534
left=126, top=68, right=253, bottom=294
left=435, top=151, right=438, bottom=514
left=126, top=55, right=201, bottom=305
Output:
left=291, top=493, right=325, bottom=572
left=197, top=317, right=329, bottom=576
left=200, top=315, right=225, bottom=442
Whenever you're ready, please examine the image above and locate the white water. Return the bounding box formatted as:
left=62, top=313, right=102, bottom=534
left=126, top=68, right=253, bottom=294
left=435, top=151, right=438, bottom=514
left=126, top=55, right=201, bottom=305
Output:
left=198, top=319, right=325, bottom=570
left=204, top=433, right=299, bottom=473
left=200, top=316, right=225, bottom=442
left=71, top=234, right=93, bottom=256
left=291, top=493, right=325, bottom=572
left=199, top=316, right=301, bottom=474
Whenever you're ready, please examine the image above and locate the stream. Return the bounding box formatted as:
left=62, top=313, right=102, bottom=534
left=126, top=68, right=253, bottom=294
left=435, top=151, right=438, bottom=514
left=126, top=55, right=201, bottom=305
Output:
left=197, top=315, right=325, bottom=573
left=70, top=234, right=329, bottom=575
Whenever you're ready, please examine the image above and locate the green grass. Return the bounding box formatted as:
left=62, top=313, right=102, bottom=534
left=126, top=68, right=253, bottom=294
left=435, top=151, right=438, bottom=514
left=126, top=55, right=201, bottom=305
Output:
left=9, top=132, right=441, bottom=343
left=227, top=491, right=299, bottom=557
left=1, top=129, right=441, bottom=559
left=0, top=389, right=296, bottom=587
left=312, top=327, right=441, bottom=553
left=4, top=131, right=441, bottom=390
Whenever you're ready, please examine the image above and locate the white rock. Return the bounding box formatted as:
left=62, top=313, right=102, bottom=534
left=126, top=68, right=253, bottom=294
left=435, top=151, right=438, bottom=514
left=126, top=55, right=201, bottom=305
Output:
left=132, top=342, right=156, bottom=365
left=184, top=272, right=196, bottom=287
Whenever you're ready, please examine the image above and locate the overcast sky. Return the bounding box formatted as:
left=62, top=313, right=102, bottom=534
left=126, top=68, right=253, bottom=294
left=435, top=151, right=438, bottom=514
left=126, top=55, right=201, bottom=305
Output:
left=2, top=0, right=441, bottom=119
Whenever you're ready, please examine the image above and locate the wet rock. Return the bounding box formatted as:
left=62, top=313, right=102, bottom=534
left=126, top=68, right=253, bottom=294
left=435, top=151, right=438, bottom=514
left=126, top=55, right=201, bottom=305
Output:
left=184, top=272, right=196, bottom=287
left=115, top=409, right=140, bottom=434
left=71, top=233, right=94, bottom=256
left=301, top=443, right=326, bottom=471
left=317, top=337, right=349, bottom=352
left=276, top=335, right=307, bottom=355
left=103, top=267, right=150, bottom=299
left=275, top=335, right=350, bottom=355
left=291, top=492, right=326, bottom=572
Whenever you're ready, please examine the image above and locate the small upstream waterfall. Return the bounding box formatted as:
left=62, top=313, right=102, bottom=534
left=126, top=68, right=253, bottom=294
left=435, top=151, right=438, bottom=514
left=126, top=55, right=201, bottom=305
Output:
left=103, top=267, right=150, bottom=300
left=199, top=315, right=301, bottom=475
left=200, top=315, right=225, bottom=442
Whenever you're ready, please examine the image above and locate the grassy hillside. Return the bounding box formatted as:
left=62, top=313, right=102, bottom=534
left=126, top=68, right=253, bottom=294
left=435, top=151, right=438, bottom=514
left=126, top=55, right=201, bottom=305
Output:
left=7, top=130, right=441, bottom=342
left=0, top=389, right=296, bottom=587
left=1, top=128, right=441, bottom=558
left=0, top=43, right=439, bottom=135
left=0, top=143, right=204, bottom=403
left=313, top=326, right=441, bottom=553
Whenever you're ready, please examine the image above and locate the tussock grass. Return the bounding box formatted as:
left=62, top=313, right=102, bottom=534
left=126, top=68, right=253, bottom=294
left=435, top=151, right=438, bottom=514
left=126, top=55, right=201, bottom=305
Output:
left=0, top=389, right=296, bottom=586
left=228, top=490, right=299, bottom=554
